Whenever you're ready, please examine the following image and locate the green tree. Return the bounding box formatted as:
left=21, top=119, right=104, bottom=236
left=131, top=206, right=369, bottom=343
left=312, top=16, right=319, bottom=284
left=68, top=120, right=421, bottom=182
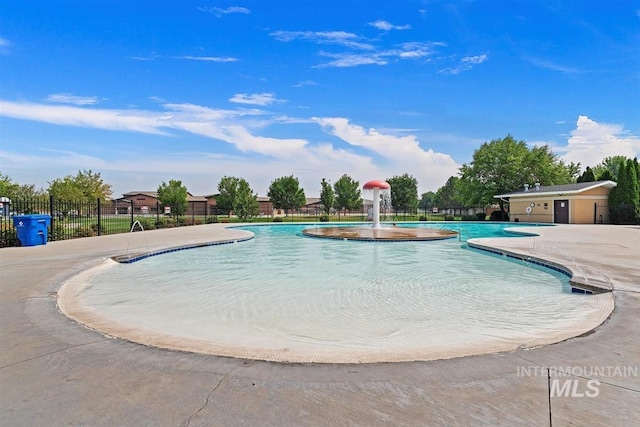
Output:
left=233, top=179, right=259, bottom=221
left=577, top=166, right=596, bottom=183
left=14, top=183, right=46, bottom=199
left=609, top=158, right=639, bottom=224
left=216, top=176, right=240, bottom=215
left=0, top=172, right=20, bottom=198
left=319, top=178, right=335, bottom=215
left=435, top=176, right=464, bottom=211
left=418, top=191, right=436, bottom=212
left=157, top=179, right=188, bottom=217
left=48, top=176, right=83, bottom=202
left=267, top=175, right=306, bottom=216
left=386, top=173, right=418, bottom=214
left=333, top=174, right=361, bottom=216
left=598, top=169, right=614, bottom=181
left=215, top=176, right=259, bottom=220
left=459, top=135, right=575, bottom=214
left=48, top=169, right=112, bottom=202
left=593, top=156, right=627, bottom=181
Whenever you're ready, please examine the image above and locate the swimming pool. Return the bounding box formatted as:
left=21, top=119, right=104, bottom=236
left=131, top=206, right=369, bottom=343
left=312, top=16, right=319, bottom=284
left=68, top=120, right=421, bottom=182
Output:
left=60, top=222, right=612, bottom=363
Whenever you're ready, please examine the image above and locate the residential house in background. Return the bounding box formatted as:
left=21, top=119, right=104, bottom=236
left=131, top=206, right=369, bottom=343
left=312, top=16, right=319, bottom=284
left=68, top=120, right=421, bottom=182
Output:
left=118, top=191, right=209, bottom=216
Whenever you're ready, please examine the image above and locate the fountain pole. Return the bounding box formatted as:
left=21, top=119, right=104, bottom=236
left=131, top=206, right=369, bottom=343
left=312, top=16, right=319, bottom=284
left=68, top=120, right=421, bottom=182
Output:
left=372, top=187, right=381, bottom=229
left=363, top=180, right=390, bottom=230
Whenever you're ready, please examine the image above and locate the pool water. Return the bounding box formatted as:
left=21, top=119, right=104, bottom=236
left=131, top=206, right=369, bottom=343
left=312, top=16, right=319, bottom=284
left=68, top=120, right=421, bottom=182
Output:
left=72, top=223, right=609, bottom=362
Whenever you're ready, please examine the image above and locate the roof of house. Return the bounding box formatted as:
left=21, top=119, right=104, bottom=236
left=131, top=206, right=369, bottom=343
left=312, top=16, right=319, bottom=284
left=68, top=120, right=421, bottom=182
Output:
left=494, top=180, right=617, bottom=199
left=121, top=192, right=320, bottom=205
left=256, top=197, right=322, bottom=206
left=121, top=191, right=158, bottom=198
left=119, top=191, right=205, bottom=202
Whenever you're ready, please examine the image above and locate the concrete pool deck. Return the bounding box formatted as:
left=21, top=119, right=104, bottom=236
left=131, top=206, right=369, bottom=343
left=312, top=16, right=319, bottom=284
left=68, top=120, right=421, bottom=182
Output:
left=1, top=223, right=638, bottom=426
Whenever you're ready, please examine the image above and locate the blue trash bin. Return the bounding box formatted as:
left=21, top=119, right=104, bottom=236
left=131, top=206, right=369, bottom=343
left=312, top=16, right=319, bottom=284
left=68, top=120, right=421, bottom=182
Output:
left=12, top=214, right=51, bottom=246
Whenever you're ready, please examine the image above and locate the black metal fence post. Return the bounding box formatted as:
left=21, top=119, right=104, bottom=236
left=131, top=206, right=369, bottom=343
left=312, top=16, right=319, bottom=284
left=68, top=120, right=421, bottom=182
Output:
left=130, top=199, right=134, bottom=230
left=49, top=194, right=55, bottom=241
left=97, top=198, right=102, bottom=236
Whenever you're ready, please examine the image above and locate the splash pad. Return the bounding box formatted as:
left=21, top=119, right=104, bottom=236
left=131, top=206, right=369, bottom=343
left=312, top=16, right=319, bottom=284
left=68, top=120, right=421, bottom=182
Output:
left=303, top=179, right=458, bottom=241
left=301, top=226, right=458, bottom=241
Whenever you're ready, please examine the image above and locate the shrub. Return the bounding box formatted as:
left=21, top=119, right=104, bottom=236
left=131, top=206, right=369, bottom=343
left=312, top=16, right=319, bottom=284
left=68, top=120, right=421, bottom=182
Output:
left=419, top=215, right=428, bottom=221
left=134, top=217, right=155, bottom=230
left=73, top=226, right=95, bottom=238
left=444, top=214, right=454, bottom=221
left=51, top=223, right=66, bottom=241
left=206, top=217, right=219, bottom=224
left=476, top=212, right=487, bottom=220
left=319, top=214, right=330, bottom=222
left=183, top=218, right=203, bottom=226
left=0, top=223, right=17, bottom=247
left=273, top=217, right=283, bottom=222
left=154, top=218, right=169, bottom=229
left=158, top=218, right=175, bottom=228
left=90, top=223, right=104, bottom=234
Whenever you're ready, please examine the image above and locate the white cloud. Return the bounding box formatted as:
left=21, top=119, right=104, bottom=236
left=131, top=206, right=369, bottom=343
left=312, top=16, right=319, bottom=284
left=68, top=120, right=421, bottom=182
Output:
left=369, top=20, right=411, bottom=31
left=271, top=28, right=444, bottom=68
left=0, top=99, right=459, bottom=196
left=313, top=117, right=460, bottom=189
left=130, top=52, right=160, bottom=61
left=0, top=100, right=171, bottom=134
left=315, top=52, right=387, bottom=68
left=45, top=93, right=100, bottom=106
left=462, top=54, right=488, bottom=65
left=229, top=93, right=286, bottom=106
left=175, top=56, right=238, bottom=62
left=524, top=57, right=583, bottom=74
left=292, top=80, right=318, bottom=87
left=396, top=42, right=445, bottom=59
left=314, top=42, right=443, bottom=68
left=198, top=6, right=250, bottom=17
left=558, top=115, right=640, bottom=166
left=439, top=54, right=488, bottom=74
left=270, top=31, right=375, bottom=50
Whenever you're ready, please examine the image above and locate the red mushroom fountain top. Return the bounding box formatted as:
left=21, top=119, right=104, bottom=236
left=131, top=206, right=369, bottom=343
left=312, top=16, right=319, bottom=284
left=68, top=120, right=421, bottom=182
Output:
left=363, top=179, right=391, bottom=190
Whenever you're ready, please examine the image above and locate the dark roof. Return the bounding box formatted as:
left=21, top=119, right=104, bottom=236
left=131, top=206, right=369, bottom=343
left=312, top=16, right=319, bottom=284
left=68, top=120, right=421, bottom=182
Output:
left=120, top=191, right=205, bottom=202
left=494, top=180, right=616, bottom=198
left=255, top=197, right=321, bottom=205
left=122, top=191, right=158, bottom=197
left=305, top=198, right=321, bottom=206
left=122, top=192, right=324, bottom=205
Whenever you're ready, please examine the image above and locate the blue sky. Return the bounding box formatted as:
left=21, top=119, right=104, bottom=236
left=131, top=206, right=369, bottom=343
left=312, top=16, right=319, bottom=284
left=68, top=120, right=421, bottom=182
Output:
left=1, top=1, right=639, bottom=198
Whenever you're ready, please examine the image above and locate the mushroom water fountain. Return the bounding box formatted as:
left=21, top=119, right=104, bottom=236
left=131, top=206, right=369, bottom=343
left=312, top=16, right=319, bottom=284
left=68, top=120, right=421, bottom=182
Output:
left=301, top=179, right=458, bottom=242
left=362, top=179, right=391, bottom=229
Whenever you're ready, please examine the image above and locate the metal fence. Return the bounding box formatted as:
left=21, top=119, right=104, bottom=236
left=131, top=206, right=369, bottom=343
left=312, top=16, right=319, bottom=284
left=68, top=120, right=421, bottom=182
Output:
left=594, top=203, right=610, bottom=224
left=0, top=196, right=231, bottom=247
left=0, top=196, right=489, bottom=248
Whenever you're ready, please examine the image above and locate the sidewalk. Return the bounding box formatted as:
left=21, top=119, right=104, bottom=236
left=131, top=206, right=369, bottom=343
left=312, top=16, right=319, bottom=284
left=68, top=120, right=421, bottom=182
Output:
left=1, top=223, right=638, bottom=426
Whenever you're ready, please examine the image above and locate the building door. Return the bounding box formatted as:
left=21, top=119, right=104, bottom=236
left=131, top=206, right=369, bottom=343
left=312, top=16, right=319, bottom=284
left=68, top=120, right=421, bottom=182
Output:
left=554, top=200, right=569, bottom=223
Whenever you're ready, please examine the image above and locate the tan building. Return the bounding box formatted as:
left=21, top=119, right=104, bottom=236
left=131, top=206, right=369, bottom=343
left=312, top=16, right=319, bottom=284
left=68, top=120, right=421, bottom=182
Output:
left=494, top=180, right=617, bottom=224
